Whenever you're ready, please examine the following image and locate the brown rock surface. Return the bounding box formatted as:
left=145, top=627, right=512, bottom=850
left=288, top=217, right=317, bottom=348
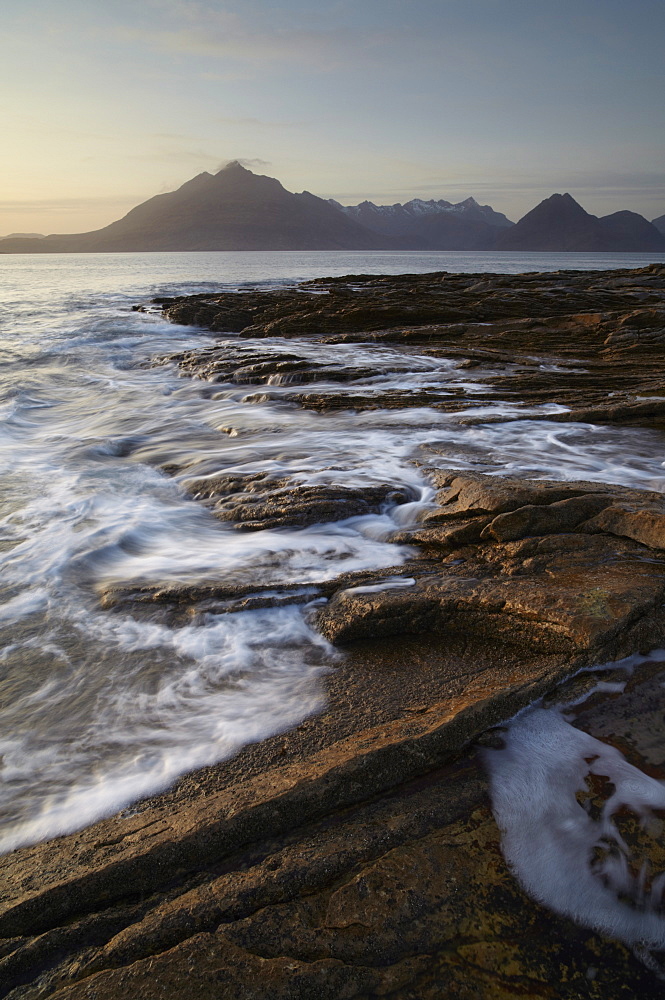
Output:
left=316, top=472, right=665, bottom=656
left=6, top=467, right=665, bottom=998
left=181, top=471, right=415, bottom=531
left=4, top=266, right=665, bottom=998
left=4, top=654, right=665, bottom=999
left=156, top=264, right=665, bottom=428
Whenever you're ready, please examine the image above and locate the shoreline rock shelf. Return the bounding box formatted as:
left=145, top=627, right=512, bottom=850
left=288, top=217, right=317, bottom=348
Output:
left=158, top=264, right=665, bottom=427
left=3, top=265, right=665, bottom=998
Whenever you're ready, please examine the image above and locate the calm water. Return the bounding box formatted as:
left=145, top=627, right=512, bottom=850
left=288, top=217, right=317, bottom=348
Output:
left=1, top=250, right=664, bottom=854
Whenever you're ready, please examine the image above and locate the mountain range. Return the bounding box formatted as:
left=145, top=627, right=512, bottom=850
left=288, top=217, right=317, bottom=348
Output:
left=328, top=196, right=513, bottom=250
left=1, top=161, right=663, bottom=253
left=497, top=192, right=665, bottom=252
left=0, top=232, right=45, bottom=240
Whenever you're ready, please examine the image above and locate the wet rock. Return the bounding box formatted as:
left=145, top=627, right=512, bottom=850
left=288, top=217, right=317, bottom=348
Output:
left=165, top=345, right=416, bottom=388
left=4, top=268, right=665, bottom=998
left=161, top=267, right=665, bottom=344
left=181, top=471, right=416, bottom=530
left=583, top=502, right=665, bottom=549
left=166, top=292, right=291, bottom=333
left=3, top=661, right=665, bottom=999
left=158, top=266, right=665, bottom=428
left=481, top=493, right=614, bottom=541
left=395, top=516, right=491, bottom=548
left=6, top=547, right=665, bottom=999
left=98, top=566, right=416, bottom=624
left=241, top=385, right=459, bottom=411
left=429, top=469, right=601, bottom=517
left=316, top=472, right=665, bottom=660
left=316, top=585, right=442, bottom=645
left=106, top=465, right=665, bottom=665
left=316, top=553, right=663, bottom=654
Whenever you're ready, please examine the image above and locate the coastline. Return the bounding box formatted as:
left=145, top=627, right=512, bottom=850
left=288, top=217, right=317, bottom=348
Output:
left=3, top=263, right=665, bottom=997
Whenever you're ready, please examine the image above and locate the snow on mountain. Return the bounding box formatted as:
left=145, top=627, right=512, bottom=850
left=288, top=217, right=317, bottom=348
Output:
left=331, top=196, right=512, bottom=228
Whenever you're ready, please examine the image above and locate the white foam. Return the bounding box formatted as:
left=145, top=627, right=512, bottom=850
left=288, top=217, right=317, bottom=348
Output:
left=342, top=576, right=416, bottom=595
left=0, top=588, right=49, bottom=622
left=484, top=658, right=665, bottom=954
left=3, top=255, right=665, bottom=854
left=0, top=604, right=333, bottom=854
left=422, top=419, right=665, bottom=491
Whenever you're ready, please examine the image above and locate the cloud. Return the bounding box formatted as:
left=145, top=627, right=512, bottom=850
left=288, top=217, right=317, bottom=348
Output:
left=220, top=157, right=272, bottom=170
left=215, top=116, right=299, bottom=130
left=149, top=131, right=201, bottom=141
left=129, top=145, right=220, bottom=165
left=360, top=169, right=665, bottom=200
left=209, top=157, right=272, bottom=175
left=199, top=69, right=253, bottom=82
left=0, top=196, right=142, bottom=215
left=326, top=166, right=665, bottom=219
left=114, top=1, right=394, bottom=72
left=151, top=27, right=348, bottom=69
left=547, top=170, right=665, bottom=195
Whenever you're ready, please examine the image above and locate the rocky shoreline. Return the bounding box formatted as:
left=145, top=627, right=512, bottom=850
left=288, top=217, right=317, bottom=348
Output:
left=157, top=264, right=665, bottom=426
left=3, top=264, right=665, bottom=998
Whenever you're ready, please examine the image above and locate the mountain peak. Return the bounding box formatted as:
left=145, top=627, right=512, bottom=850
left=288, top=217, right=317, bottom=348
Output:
left=496, top=190, right=665, bottom=251
left=541, top=192, right=587, bottom=212
left=217, top=160, right=253, bottom=175
left=495, top=192, right=594, bottom=250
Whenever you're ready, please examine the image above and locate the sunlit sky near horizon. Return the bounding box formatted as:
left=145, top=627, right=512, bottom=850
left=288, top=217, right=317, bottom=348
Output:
left=2, top=0, right=664, bottom=235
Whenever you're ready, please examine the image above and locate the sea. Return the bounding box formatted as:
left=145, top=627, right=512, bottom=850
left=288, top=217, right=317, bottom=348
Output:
left=1, top=249, right=664, bottom=857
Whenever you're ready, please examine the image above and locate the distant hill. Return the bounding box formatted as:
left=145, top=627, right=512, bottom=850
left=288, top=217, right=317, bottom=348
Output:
left=496, top=193, right=665, bottom=251
left=1, top=168, right=663, bottom=254
left=0, top=232, right=44, bottom=240
left=329, top=197, right=512, bottom=250
left=0, top=163, right=397, bottom=253
left=652, top=214, right=665, bottom=236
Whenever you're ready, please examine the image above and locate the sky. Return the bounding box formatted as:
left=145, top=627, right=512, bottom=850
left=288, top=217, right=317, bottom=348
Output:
left=1, top=0, right=664, bottom=235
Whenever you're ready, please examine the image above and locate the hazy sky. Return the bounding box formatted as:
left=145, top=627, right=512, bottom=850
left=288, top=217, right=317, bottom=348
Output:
left=2, top=0, right=664, bottom=234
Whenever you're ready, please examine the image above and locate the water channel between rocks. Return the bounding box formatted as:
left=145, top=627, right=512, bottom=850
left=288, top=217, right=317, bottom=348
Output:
left=1, top=252, right=665, bottom=960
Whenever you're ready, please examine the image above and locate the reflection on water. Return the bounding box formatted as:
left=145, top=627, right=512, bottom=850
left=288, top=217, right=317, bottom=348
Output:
left=1, top=250, right=664, bottom=853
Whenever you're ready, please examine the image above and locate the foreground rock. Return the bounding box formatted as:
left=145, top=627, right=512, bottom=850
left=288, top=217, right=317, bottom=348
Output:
left=102, top=470, right=665, bottom=663
left=317, top=471, right=665, bottom=655
left=3, top=655, right=665, bottom=999
left=5, top=467, right=665, bottom=998
left=179, top=472, right=416, bottom=531
left=3, top=266, right=665, bottom=998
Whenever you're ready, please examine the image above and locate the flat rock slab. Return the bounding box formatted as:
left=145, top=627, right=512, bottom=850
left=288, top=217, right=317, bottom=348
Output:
left=156, top=265, right=665, bottom=427
left=3, top=658, right=665, bottom=999
left=161, top=267, right=665, bottom=340
left=317, top=471, right=665, bottom=660
left=5, top=469, right=665, bottom=997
